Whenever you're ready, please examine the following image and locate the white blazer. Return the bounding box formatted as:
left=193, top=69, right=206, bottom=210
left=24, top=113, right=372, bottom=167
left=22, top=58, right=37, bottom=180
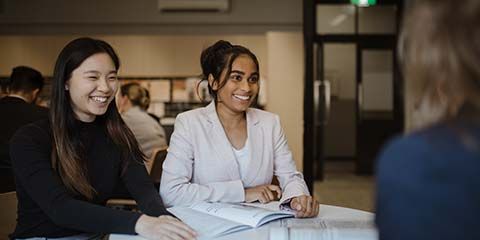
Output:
left=160, top=101, right=310, bottom=207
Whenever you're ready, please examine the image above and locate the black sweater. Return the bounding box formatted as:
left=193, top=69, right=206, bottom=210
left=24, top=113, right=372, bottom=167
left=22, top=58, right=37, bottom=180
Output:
left=9, top=118, right=169, bottom=239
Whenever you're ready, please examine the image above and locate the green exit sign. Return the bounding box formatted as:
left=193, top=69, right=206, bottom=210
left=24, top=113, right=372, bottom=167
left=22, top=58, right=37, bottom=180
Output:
left=351, top=0, right=377, bottom=6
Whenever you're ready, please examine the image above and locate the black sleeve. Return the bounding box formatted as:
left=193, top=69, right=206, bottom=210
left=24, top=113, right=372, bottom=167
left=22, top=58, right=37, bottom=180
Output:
left=10, top=124, right=142, bottom=234
left=122, top=159, right=171, bottom=216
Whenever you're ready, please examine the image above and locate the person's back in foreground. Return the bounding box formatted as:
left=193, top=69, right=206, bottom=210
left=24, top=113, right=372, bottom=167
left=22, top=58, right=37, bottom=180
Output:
left=375, top=1, right=480, bottom=239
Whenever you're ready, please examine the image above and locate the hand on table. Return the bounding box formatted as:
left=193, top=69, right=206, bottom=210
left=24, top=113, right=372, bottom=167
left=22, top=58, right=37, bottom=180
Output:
left=245, top=184, right=282, bottom=204
left=135, top=214, right=197, bottom=240
left=290, top=195, right=319, bottom=218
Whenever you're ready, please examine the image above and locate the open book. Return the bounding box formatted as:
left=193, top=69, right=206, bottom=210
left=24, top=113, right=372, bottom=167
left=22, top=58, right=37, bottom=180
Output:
left=168, top=202, right=295, bottom=238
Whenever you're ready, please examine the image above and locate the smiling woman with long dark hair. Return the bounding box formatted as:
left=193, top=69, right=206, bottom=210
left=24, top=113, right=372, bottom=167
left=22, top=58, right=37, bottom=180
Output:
left=9, top=37, right=195, bottom=240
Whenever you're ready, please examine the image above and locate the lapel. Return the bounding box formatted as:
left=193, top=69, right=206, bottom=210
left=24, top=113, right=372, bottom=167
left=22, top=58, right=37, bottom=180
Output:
left=243, top=108, right=264, bottom=186
left=203, top=101, right=241, bottom=180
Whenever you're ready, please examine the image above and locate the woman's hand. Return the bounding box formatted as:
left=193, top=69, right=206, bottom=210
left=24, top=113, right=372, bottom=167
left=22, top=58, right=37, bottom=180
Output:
left=290, top=195, right=320, bottom=218
left=135, top=214, right=197, bottom=240
left=245, top=184, right=282, bottom=204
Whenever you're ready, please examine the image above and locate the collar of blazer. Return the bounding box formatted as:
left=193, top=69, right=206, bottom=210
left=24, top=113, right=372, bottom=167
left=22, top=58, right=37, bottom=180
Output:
left=202, top=101, right=264, bottom=184
left=203, top=101, right=260, bottom=126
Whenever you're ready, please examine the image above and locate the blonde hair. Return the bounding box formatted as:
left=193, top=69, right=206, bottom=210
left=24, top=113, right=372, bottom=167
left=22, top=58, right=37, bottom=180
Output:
left=401, top=0, right=480, bottom=131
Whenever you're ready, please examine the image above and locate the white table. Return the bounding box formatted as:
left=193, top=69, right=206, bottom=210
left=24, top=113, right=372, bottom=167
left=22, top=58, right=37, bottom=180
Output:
left=110, top=204, right=377, bottom=240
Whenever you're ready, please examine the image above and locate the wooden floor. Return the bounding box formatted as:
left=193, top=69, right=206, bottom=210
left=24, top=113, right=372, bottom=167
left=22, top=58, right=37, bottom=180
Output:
left=313, top=161, right=375, bottom=212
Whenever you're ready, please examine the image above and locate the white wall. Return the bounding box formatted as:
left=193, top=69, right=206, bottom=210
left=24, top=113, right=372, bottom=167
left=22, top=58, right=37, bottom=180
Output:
left=0, top=32, right=306, bottom=172
left=266, top=32, right=304, bottom=171
left=0, top=35, right=267, bottom=77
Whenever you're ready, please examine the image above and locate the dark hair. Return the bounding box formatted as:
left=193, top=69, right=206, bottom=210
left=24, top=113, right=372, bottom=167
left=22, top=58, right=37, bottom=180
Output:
left=120, top=82, right=149, bottom=109
left=401, top=0, right=480, bottom=130
left=0, top=78, right=8, bottom=96
left=142, top=88, right=151, bottom=110
left=51, top=37, right=145, bottom=199
left=199, top=40, right=260, bottom=101
left=9, top=66, right=44, bottom=93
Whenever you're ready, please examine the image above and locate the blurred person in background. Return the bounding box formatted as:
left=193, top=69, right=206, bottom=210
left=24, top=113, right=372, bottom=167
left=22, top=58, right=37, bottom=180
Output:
left=376, top=0, right=480, bottom=239
left=140, top=87, right=161, bottom=123
left=0, top=66, right=47, bottom=193
left=117, top=82, right=167, bottom=172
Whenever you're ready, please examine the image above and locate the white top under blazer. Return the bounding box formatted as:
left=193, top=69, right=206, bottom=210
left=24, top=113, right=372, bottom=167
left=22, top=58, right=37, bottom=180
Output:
left=160, top=101, right=310, bottom=207
left=232, top=138, right=250, bottom=180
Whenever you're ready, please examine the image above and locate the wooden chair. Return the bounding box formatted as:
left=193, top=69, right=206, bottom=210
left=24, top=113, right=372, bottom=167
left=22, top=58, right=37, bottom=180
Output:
left=149, top=147, right=168, bottom=190
left=0, top=191, right=17, bottom=239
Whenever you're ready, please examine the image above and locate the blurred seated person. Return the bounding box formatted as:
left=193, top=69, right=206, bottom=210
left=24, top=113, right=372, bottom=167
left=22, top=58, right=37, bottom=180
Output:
left=0, top=66, right=47, bottom=193
left=117, top=82, right=167, bottom=172
left=141, top=87, right=161, bottom=123
left=375, top=1, right=480, bottom=239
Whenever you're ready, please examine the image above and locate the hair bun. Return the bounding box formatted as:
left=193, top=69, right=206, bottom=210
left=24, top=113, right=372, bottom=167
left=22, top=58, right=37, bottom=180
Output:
left=200, top=40, right=233, bottom=78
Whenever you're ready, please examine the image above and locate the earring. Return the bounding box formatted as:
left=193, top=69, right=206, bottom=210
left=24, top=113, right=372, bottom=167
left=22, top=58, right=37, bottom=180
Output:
left=65, top=85, right=69, bottom=91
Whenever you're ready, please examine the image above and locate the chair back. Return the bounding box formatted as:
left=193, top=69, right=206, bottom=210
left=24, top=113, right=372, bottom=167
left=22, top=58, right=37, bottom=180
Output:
left=149, top=147, right=168, bottom=186
left=106, top=147, right=168, bottom=210
left=0, top=191, right=17, bottom=239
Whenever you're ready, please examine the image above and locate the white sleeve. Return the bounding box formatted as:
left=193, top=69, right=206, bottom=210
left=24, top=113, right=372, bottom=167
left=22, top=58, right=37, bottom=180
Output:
left=160, top=114, right=245, bottom=207
left=272, top=115, right=310, bottom=204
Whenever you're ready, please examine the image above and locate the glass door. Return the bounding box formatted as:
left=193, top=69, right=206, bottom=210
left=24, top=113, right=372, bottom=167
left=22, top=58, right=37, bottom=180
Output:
left=356, top=46, right=403, bottom=174
left=305, top=0, right=403, bottom=186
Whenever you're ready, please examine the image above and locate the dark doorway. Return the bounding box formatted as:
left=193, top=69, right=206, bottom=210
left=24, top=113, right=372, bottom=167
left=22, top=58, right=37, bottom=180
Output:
left=304, top=1, right=404, bottom=188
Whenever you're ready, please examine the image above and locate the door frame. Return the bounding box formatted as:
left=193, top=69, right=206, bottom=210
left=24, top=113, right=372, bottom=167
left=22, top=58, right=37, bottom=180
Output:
left=355, top=38, right=403, bottom=174
left=303, top=0, right=404, bottom=191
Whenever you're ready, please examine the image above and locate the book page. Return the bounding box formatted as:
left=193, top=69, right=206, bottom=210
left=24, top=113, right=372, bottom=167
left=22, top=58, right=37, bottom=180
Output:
left=269, top=218, right=377, bottom=240
left=167, top=206, right=250, bottom=238
left=276, top=218, right=375, bottom=229
left=108, top=234, right=145, bottom=240
left=269, top=227, right=377, bottom=240
left=191, top=202, right=294, bottom=227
